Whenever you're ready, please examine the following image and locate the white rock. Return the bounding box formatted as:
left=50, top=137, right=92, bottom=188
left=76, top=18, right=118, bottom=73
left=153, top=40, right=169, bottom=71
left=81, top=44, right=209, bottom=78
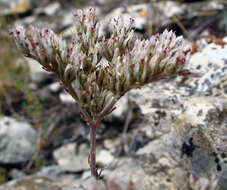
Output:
left=0, top=0, right=31, bottom=15
left=61, top=12, right=75, bottom=28
left=48, top=82, right=61, bottom=93
left=98, top=4, right=147, bottom=36
left=173, top=95, right=226, bottom=144
left=156, top=1, right=183, bottom=18
left=42, top=2, right=60, bottom=16
left=25, top=57, right=52, bottom=84
left=96, top=150, right=114, bottom=166
left=110, top=95, right=128, bottom=118
left=59, top=92, right=75, bottom=103
left=53, top=143, right=89, bottom=172
left=184, top=38, right=227, bottom=93
left=0, top=116, right=37, bottom=163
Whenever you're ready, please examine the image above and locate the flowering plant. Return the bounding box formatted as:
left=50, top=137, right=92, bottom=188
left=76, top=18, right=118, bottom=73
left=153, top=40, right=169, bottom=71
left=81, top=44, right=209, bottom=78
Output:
left=10, top=7, right=191, bottom=179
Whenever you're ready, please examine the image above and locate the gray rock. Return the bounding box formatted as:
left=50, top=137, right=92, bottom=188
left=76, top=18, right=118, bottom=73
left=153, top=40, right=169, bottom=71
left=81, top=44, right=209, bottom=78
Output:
left=10, top=169, right=26, bottom=180
left=174, top=95, right=227, bottom=153
left=135, top=131, right=191, bottom=190
left=125, top=82, right=187, bottom=140
left=60, top=11, right=75, bottom=28
left=0, top=176, right=61, bottom=190
left=53, top=143, right=90, bottom=172
left=0, top=116, right=38, bottom=164
left=109, top=157, right=188, bottom=190
left=37, top=165, right=63, bottom=178
left=173, top=95, right=227, bottom=190
left=25, top=57, right=52, bottom=84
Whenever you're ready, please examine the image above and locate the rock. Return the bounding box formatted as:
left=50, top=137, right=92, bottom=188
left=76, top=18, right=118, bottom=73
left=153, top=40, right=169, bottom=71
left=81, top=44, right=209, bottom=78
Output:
left=9, top=169, right=26, bottom=180
left=211, top=75, right=227, bottom=98
left=98, top=4, right=148, bottom=36
left=183, top=38, right=227, bottom=95
left=25, top=57, right=53, bottom=85
left=155, top=1, right=183, bottom=18
left=59, top=92, right=75, bottom=103
left=135, top=132, right=193, bottom=190
left=0, top=0, right=31, bottom=15
left=79, top=177, right=106, bottom=190
left=81, top=175, right=141, bottom=190
left=59, top=10, right=75, bottom=29
left=103, top=138, right=122, bottom=155
left=173, top=95, right=227, bottom=190
left=0, top=116, right=38, bottom=164
left=109, top=157, right=189, bottom=190
left=105, top=95, right=128, bottom=123
left=35, top=2, right=60, bottom=16
left=125, top=82, right=186, bottom=138
left=37, top=165, right=63, bottom=178
left=0, top=176, right=61, bottom=190
left=48, top=82, right=62, bottom=93
left=174, top=95, right=227, bottom=152
left=96, top=0, right=122, bottom=6
left=53, top=143, right=90, bottom=172
left=112, top=96, right=128, bottom=118
left=96, top=150, right=114, bottom=167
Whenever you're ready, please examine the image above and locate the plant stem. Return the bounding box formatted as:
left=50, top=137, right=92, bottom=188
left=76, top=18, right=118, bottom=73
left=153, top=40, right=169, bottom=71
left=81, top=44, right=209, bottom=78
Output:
left=81, top=103, right=116, bottom=179
left=90, top=121, right=99, bottom=179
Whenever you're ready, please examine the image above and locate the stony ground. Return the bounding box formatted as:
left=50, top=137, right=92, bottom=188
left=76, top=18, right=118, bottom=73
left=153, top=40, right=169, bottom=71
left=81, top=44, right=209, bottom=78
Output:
left=0, top=0, right=226, bottom=190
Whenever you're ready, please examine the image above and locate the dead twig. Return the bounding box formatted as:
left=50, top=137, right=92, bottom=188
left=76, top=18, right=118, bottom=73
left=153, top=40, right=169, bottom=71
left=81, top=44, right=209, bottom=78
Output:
left=172, top=15, right=194, bottom=42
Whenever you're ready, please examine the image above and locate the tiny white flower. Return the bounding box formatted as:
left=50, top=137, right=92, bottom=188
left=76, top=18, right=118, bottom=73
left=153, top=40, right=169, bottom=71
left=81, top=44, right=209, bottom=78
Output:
left=11, top=7, right=191, bottom=117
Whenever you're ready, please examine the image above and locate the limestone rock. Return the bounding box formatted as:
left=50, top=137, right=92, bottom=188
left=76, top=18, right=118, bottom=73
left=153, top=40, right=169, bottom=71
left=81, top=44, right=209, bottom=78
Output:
left=59, top=92, right=75, bottom=103
left=25, top=58, right=53, bottom=85
left=173, top=95, right=227, bottom=154
left=0, top=116, right=37, bottom=164
left=53, top=143, right=90, bottom=172
left=109, top=157, right=189, bottom=190
left=0, top=0, right=31, bottom=15
left=173, top=95, right=227, bottom=190
left=183, top=38, right=227, bottom=95
left=0, top=176, right=61, bottom=190
left=34, top=2, right=60, bottom=16
left=135, top=130, right=191, bottom=190
left=96, top=150, right=114, bottom=167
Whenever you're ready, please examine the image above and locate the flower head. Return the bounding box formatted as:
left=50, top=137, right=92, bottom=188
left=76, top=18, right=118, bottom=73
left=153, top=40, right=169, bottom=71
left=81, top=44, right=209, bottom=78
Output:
left=10, top=8, right=191, bottom=118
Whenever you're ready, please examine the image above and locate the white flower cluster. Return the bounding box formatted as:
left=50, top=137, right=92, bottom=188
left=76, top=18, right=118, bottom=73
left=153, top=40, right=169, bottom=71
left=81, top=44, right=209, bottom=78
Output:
left=11, top=7, right=191, bottom=118
left=189, top=174, right=218, bottom=190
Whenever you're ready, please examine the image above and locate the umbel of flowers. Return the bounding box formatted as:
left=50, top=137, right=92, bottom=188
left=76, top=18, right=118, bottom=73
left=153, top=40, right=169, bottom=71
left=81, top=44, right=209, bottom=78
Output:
left=11, top=7, right=191, bottom=179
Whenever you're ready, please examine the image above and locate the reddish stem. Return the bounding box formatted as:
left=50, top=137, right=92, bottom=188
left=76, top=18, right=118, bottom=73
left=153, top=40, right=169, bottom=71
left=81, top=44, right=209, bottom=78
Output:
left=81, top=101, right=116, bottom=179
left=89, top=121, right=99, bottom=179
